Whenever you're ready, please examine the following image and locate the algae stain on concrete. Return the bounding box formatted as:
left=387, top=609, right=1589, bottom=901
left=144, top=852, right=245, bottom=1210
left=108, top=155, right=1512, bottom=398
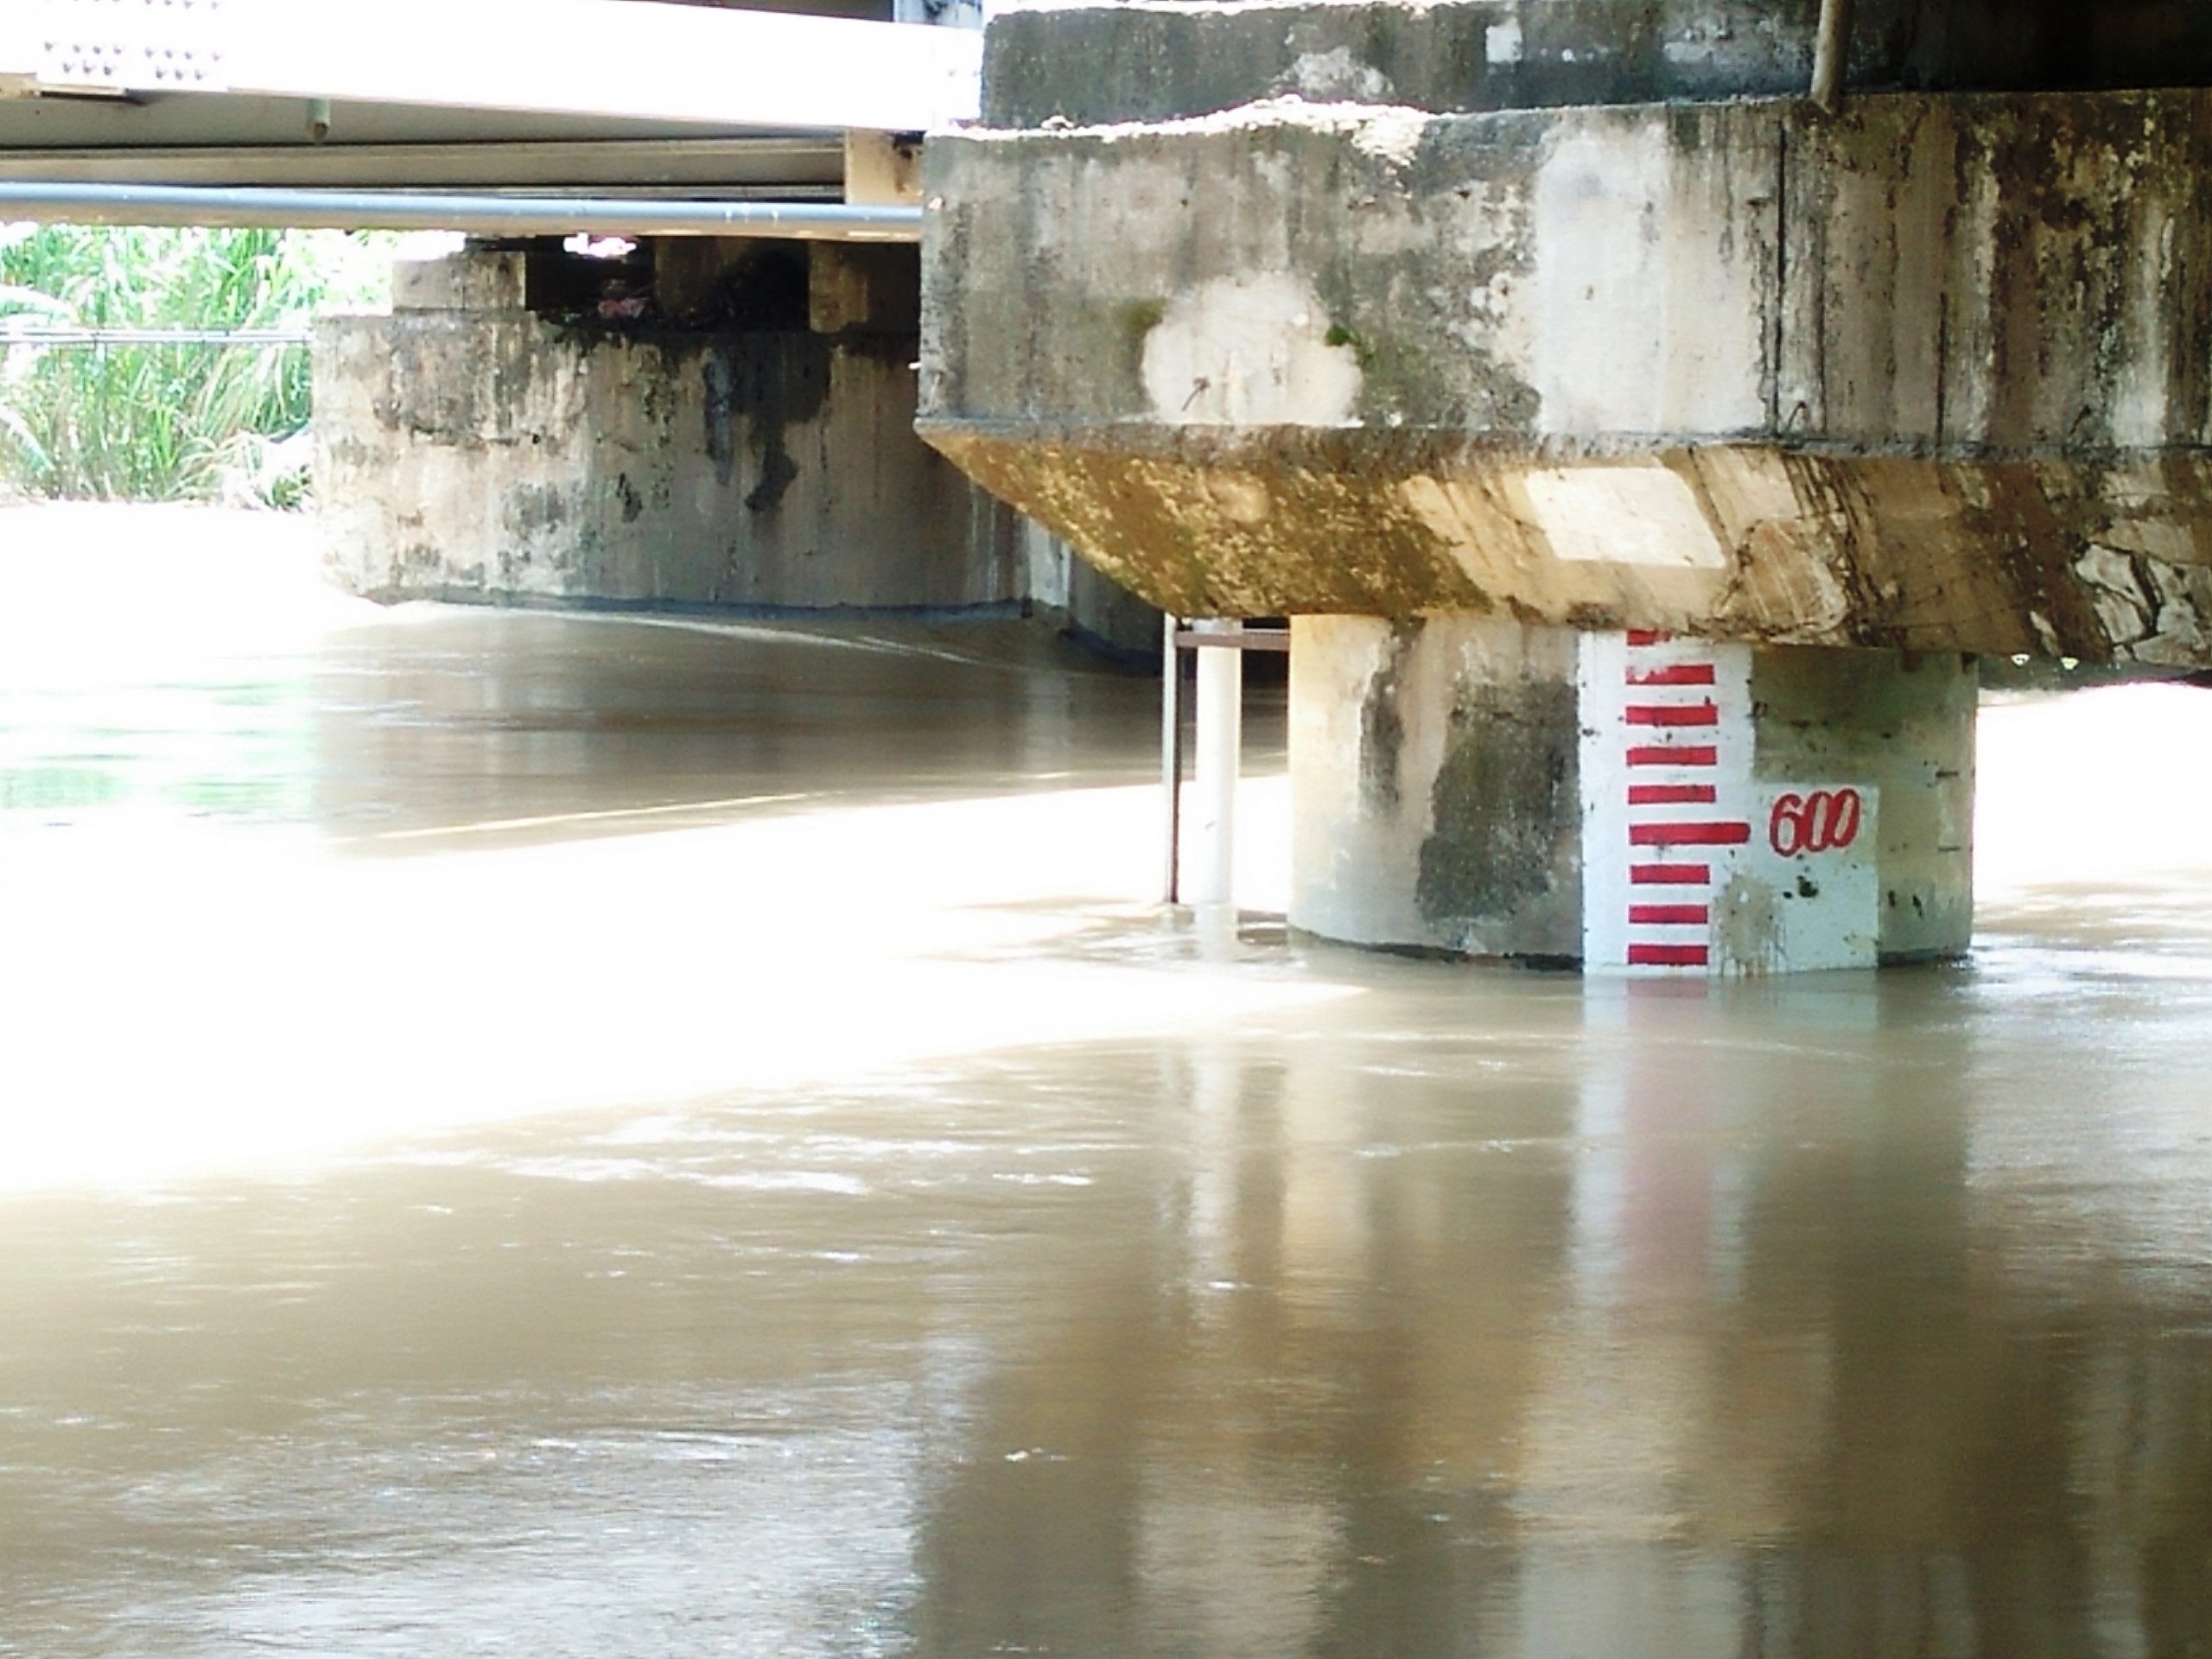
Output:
left=1357, top=625, right=1416, bottom=815
left=1414, top=678, right=1575, bottom=931
left=702, top=354, right=740, bottom=488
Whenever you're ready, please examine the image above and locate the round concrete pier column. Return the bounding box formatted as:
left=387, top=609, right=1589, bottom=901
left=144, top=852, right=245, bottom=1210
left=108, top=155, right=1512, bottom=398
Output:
left=1290, top=615, right=1586, bottom=963
left=1288, top=616, right=1976, bottom=974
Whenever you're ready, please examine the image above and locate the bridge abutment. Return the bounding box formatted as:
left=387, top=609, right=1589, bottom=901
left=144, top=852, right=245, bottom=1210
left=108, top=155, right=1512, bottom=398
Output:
left=1291, top=617, right=1975, bottom=973
left=314, top=240, right=1156, bottom=652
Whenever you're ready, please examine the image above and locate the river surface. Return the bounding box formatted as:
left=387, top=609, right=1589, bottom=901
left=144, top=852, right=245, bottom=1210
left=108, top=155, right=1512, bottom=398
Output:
left=3, top=505, right=2210, bottom=1658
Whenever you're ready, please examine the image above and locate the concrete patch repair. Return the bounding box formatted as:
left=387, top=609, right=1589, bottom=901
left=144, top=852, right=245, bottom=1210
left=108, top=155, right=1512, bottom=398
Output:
left=1138, top=272, right=1362, bottom=427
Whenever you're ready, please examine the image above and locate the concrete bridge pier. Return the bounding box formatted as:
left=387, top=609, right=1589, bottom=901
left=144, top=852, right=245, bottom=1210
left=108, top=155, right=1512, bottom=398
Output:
left=1289, top=617, right=1975, bottom=974
left=913, top=0, right=2212, bottom=973
left=315, top=238, right=1157, bottom=652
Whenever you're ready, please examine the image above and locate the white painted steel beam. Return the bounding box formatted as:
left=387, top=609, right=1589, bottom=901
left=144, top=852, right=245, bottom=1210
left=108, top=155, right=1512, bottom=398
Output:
left=0, top=0, right=982, bottom=135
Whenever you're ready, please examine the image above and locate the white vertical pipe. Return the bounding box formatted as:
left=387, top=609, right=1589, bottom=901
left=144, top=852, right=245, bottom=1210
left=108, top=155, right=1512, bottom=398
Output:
left=1190, top=619, right=1243, bottom=909
left=1161, top=612, right=1182, bottom=904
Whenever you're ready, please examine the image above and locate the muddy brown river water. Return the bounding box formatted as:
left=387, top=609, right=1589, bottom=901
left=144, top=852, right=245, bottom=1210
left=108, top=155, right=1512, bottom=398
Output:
left=2, top=505, right=2210, bottom=1657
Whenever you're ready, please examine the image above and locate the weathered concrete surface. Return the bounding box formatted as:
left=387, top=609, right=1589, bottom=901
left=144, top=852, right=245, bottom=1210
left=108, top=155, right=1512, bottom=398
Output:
left=318, top=239, right=1162, bottom=644
left=982, top=0, right=2212, bottom=130
left=1022, top=520, right=1164, bottom=658
left=920, top=86, right=2212, bottom=664
left=1745, top=645, right=1976, bottom=963
left=318, top=243, right=1154, bottom=650
left=1289, top=615, right=1974, bottom=968
left=1292, top=614, right=1581, bottom=959
left=390, top=248, right=529, bottom=315
left=319, top=309, right=1020, bottom=611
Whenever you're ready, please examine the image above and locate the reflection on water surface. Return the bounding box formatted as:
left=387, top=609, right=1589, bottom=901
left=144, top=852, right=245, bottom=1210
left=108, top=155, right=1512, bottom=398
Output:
left=2, top=506, right=2209, bottom=1657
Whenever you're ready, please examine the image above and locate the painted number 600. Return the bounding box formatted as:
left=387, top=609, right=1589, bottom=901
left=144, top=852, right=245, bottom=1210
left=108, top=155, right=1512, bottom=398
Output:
left=1769, top=789, right=1863, bottom=856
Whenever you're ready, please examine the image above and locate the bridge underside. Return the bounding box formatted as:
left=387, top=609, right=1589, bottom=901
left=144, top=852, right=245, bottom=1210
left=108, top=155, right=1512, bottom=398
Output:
left=0, top=0, right=974, bottom=198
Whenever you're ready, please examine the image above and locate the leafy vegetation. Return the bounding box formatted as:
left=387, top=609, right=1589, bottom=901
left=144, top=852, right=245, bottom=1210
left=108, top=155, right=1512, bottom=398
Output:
left=0, top=226, right=394, bottom=504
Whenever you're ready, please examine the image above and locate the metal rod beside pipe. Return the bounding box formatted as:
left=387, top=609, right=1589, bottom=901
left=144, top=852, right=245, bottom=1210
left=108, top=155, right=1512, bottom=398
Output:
left=1810, top=0, right=1853, bottom=112
left=0, top=181, right=925, bottom=242
left=1188, top=618, right=1243, bottom=912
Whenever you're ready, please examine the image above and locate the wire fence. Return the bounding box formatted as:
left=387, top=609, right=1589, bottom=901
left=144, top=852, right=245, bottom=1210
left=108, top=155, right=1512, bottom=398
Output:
left=0, top=327, right=312, bottom=349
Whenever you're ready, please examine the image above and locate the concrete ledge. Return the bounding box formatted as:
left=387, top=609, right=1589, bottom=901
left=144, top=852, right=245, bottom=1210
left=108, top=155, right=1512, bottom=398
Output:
left=979, top=0, right=2212, bottom=128
left=922, top=421, right=2212, bottom=663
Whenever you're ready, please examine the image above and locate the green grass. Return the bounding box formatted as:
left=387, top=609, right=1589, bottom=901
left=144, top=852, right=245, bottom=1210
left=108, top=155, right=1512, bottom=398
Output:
left=0, top=226, right=395, bottom=503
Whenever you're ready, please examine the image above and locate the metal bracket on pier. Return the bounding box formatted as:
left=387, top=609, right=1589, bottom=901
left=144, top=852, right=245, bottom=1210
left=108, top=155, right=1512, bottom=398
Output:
left=1170, top=624, right=1290, bottom=655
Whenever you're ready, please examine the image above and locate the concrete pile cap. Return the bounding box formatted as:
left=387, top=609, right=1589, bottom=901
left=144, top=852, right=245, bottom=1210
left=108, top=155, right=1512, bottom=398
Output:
left=920, top=0, right=2212, bottom=668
